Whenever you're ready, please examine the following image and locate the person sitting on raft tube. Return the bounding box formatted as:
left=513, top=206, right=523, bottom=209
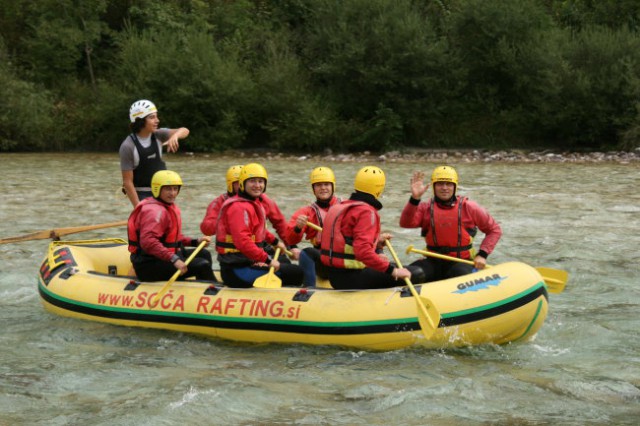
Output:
left=127, top=170, right=215, bottom=282
left=119, top=99, right=190, bottom=207
left=320, top=166, right=424, bottom=290
left=285, top=166, right=341, bottom=287
left=399, top=165, right=502, bottom=281
left=200, top=164, right=243, bottom=237
left=216, top=163, right=303, bottom=288
left=201, top=164, right=292, bottom=266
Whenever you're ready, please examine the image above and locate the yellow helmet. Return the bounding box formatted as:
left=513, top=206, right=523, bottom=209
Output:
left=431, top=166, right=459, bottom=187
left=354, top=166, right=385, bottom=199
left=226, top=165, right=243, bottom=193
left=238, top=163, right=268, bottom=192
left=309, top=166, right=336, bottom=194
left=151, top=170, right=183, bottom=198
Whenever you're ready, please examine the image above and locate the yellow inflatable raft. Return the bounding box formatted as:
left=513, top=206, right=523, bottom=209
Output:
left=37, top=239, right=549, bottom=351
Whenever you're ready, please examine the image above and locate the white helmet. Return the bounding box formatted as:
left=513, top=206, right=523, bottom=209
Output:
left=129, top=99, right=157, bottom=123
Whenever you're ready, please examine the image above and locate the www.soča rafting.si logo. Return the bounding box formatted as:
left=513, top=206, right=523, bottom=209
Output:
left=453, top=274, right=507, bottom=294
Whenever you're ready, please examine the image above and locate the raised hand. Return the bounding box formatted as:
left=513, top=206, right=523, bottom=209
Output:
left=410, top=171, right=428, bottom=199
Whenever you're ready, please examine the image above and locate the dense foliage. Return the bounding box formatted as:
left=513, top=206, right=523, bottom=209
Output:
left=1, top=0, right=639, bottom=152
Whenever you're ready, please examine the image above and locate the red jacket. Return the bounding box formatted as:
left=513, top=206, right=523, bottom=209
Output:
left=259, top=194, right=288, bottom=242
left=399, top=196, right=502, bottom=258
left=216, top=196, right=277, bottom=264
left=285, top=196, right=340, bottom=247
left=320, top=200, right=390, bottom=272
left=200, top=192, right=230, bottom=236
left=127, top=198, right=192, bottom=262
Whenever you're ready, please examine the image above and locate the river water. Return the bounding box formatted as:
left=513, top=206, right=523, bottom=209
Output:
left=0, top=153, right=638, bottom=425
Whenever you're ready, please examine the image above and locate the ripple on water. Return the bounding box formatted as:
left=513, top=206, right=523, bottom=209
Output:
left=1, top=154, right=639, bottom=424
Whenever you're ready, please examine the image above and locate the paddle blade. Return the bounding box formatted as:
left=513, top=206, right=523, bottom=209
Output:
left=253, top=248, right=282, bottom=288
left=253, top=270, right=281, bottom=288
left=536, top=267, right=568, bottom=294
left=416, top=294, right=441, bottom=338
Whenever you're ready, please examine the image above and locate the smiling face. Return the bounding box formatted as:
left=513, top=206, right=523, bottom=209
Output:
left=159, top=185, right=180, bottom=204
left=312, top=182, right=333, bottom=201
left=243, top=177, right=266, bottom=198
left=434, top=181, right=455, bottom=201
left=141, top=113, right=159, bottom=135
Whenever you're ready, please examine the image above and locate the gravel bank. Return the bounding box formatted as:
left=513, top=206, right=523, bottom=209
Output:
left=222, top=148, right=640, bottom=164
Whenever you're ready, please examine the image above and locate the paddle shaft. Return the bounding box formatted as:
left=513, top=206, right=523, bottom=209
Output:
left=385, top=240, right=438, bottom=337
left=301, top=222, right=440, bottom=334
left=0, top=220, right=128, bottom=244
left=150, top=240, right=208, bottom=306
left=305, top=221, right=323, bottom=232
left=406, top=245, right=567, bottom=293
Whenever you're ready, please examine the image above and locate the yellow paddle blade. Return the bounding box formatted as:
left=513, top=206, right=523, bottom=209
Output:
left=536, top=267, right=568, bottom=294
left=253, top=270, right=282, bottom=288
left=415, top=292, right=441, bottom=337
left=253, top=248, right=282, bottom=288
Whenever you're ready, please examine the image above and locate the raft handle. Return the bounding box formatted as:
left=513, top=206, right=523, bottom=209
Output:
left=293, top=289, right=315, bottom=302
left=399, top=285, right=421, bottom=298
left=124, top=280, right=140, bottom=291
left=204, top=285, right=220, bottom=296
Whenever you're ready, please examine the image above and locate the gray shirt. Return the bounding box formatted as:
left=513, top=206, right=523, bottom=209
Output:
left=119, top=128, right=171, bottom=171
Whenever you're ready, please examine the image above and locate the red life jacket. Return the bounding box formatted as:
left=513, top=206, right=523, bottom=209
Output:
left=308, top=196, right=341, bottom=247
left=320, top=201, right=371, bottom=269
left=127, top=198, right=182, bottom=255
left=423, top=196, right=476, bottom=259
left=215, top=196, right=267, bottom=255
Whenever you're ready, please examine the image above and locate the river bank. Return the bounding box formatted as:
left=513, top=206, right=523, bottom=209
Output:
left=205, top=148, right=640, bottom=164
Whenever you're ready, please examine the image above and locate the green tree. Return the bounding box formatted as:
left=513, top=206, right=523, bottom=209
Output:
left=20, top=0, right=109, bottom=89
left=0, top=38, right=54, bottom=151
left=299, top=0, right=462, bottom=150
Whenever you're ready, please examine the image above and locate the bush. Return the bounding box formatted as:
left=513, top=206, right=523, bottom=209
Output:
left=552, top=26, right=640, bottom=149
left=0, top=41, right=54, bottom=151
left=299, top=0, right=462, bottom=151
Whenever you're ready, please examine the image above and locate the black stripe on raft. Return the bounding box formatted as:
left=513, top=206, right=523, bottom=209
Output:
left=39, top=283, right=547, bottom=336
left=439, top=285, right=548, bottom=327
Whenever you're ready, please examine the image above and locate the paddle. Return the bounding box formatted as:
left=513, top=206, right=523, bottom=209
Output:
left=405, top=245, right=568, bottom=294
left=385, top=240, right=440, bottom=339
left=305, top=221, right=323, bottom=232
left=253, top=248, right=282, bottom=288
left=150, top=240, right=208, bottom=307
left=303, top=221, right=440, bottom=336
left=0, top=220, right=128, bottom=244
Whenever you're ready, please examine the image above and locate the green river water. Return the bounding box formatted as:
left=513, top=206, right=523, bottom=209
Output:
left=0, top=153, right=638, bottom=425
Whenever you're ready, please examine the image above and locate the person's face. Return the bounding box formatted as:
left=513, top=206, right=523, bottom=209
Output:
left=231, top=181, right=240, bottom=194
left=244, top=178, right=265, bottom=197
left=160, top=185, right=180, bottom=204
left=312, top=182, right=333, bottom=201
left=143, top=113, right=159, bottom=133
left=434, top=181, right=455, bottom=200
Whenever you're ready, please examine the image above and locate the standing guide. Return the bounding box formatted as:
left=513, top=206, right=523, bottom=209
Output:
left=215, top=163, right=303, bottom=288
left=119, top=99, right=190, bottom=207
left=320, top=166, right=424, bottom=289
left=399, top=166, right=502, bottom=281
left=127, top=170, right=215, bottom=282
left=286, top=167, right=341, bottom=287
